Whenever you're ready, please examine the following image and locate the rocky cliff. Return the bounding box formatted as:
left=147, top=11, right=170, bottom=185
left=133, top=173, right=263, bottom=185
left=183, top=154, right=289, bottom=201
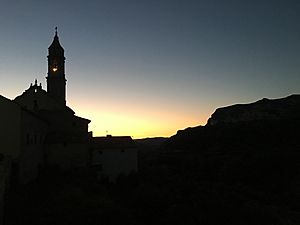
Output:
left=207, top=94, right=300, bottom=125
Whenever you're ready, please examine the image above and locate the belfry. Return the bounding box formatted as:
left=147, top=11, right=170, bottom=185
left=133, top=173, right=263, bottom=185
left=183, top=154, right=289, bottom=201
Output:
left=46, top=27, right=66, bottom=105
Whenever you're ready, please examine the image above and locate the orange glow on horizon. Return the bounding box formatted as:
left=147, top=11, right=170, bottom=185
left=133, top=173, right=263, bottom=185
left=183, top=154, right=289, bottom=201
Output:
left=88, top=114, right=206, bottom=139
left=70, top=99, right=210, bottom=139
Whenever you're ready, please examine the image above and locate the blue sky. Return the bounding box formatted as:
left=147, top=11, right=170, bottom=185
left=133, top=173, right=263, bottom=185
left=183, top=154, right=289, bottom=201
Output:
left=0, top=0, right=299, bottom=137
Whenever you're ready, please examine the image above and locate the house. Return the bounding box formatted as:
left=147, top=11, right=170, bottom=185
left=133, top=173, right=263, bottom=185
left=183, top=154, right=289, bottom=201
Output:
left=90, top=135, right=138, bottom=181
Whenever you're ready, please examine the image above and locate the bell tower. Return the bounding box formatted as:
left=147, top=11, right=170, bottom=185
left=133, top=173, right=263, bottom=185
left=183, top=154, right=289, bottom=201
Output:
left=46, top=27, right=66, bottom=105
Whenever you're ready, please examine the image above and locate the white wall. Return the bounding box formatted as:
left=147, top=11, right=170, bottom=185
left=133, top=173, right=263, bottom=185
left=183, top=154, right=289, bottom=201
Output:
left=92, top=148, right=138, bottom=181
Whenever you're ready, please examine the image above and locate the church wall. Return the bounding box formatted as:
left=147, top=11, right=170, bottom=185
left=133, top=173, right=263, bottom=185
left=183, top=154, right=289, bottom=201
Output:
left=42, top=111, right=89, bottom=140
left=19, top=110, right=47, bottom=184
left=45, top=143, right=89, bottom=170
left=0, top=96, right=22, bottom=159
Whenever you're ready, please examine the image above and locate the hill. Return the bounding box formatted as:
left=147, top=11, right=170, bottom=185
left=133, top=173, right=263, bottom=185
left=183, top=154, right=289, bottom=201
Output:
left=162, top=94, right=300, bottom=224
left=167, top=94, right=300, bottom=151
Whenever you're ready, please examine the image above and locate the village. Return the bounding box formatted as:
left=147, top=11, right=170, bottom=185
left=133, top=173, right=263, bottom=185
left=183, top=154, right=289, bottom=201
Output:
left=0, top=30, right=138, bottom=224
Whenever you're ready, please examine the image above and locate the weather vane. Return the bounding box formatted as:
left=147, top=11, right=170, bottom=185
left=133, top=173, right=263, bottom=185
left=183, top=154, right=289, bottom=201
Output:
left=55, top=26, right=58, bottom=35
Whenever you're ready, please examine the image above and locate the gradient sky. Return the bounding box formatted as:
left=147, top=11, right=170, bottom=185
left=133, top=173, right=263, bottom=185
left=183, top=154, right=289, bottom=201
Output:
left=0, top=0, right=299, bottom=138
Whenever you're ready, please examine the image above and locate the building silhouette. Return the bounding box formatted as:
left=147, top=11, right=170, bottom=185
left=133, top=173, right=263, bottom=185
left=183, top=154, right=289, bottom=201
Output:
left=47, top=28, right=67, bottom=105
left=0, top=30, right=137, bottom=184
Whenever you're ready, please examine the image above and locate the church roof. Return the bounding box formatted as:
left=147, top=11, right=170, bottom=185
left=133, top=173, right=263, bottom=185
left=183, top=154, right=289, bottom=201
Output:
left=1, top=94, right=47, bottom=123
left=48, top=27, right=64, bottom=52
left=14, top=80, right=74, bottom=114
left=75, top=115, right=91, bottom=123
left=0, top=94, right=13, bottom=103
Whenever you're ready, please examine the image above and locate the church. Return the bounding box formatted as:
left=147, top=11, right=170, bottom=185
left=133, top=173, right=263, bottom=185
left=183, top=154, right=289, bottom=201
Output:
left=0, top=30, right=137, bottom=184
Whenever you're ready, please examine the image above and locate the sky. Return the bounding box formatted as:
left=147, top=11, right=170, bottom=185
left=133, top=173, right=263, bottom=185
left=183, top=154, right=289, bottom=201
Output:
left=0, top=0, right=299, bottom=138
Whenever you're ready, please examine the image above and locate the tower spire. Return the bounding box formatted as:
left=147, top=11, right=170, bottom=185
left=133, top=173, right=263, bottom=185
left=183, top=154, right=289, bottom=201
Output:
left=47, top=29, right=66, bottom=105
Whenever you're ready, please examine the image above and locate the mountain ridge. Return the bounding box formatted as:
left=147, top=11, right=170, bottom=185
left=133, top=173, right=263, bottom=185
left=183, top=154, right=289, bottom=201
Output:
left=207, top=94, right=300, bottom=125
left=167, top=94, right=300, bottom=152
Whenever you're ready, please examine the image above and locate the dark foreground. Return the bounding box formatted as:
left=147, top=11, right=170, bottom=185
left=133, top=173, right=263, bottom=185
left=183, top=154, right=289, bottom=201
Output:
left=5, top=139, right=300, bottom=225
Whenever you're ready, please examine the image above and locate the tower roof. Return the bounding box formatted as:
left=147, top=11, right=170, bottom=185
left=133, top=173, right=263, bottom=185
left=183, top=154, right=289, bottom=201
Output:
left=48, top=27, right=64, bottom=52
